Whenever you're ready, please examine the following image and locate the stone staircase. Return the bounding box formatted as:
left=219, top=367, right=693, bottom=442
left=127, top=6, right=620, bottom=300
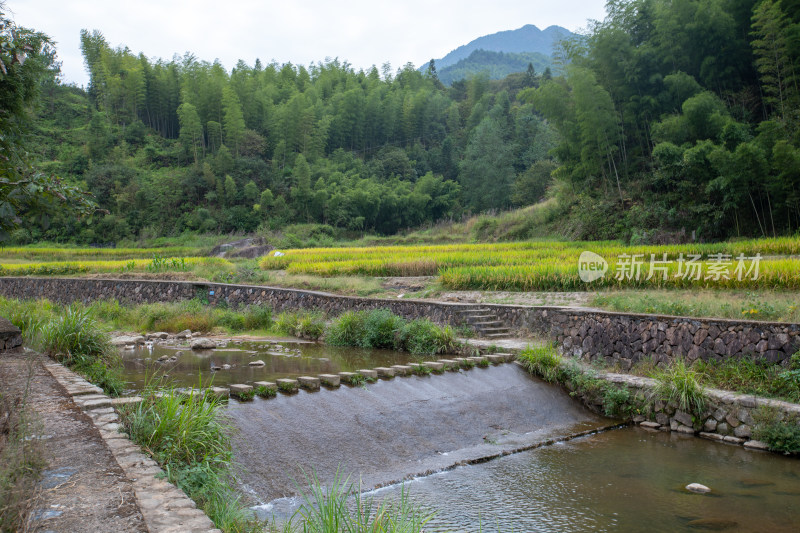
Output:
left=456, top=306, right=510, bottom=339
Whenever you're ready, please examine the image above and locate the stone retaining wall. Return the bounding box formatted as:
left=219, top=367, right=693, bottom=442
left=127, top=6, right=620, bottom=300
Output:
left=579, top=369, right=800, bottom=451
left=0, top=277, right=797, bottom=365
left=493, top=307, right=800, bottom=367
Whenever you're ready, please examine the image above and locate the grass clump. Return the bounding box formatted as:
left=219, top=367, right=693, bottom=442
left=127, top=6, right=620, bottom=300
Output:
left=517, top=344, right=563, bottom=382
left=412, top=364, right=433, bottom=376
left=254, top=385, right=277, bottom=398
left=396, top=319, right=457, bottom=355
left=275, top=310, right=325, bottom=340
left=118, top=387, right=261, bottom=532
left=287, top=469, right=433, bottom=532
left=326, top=310, right=458, bottom=355
left=653, top=360, right=706, bottom=415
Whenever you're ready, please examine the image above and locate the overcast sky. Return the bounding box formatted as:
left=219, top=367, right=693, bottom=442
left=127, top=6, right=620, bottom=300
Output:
left=8, top=0, right=607, bottom=87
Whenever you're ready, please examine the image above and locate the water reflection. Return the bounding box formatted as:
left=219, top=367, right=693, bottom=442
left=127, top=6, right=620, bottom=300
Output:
left=367, top=427, right=800, bottom=532
left=120, top=339, right=425, bottom=391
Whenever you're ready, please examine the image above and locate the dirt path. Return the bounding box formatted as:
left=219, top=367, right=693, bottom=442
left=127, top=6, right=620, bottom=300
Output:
left=0, top=350, right=146, bottom=533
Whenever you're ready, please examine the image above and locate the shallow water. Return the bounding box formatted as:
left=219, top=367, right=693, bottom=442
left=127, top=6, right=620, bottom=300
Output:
left=365, top=427, right=800, bottom=532
left=119, top=340, right=421, bottom=390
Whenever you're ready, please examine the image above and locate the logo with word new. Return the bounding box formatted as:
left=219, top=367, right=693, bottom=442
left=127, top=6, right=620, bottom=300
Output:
left=578, top=251, right=608, bottom=283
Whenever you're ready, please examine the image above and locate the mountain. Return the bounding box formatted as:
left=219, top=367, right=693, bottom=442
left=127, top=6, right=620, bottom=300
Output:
left=428, top=24, right=573, bottom=84
left=434, top=24, right=573, bottom=70
left=437, top=49, right=552, bottom=85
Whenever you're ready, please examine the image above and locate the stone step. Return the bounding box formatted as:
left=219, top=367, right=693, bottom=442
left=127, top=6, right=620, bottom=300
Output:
left=471, top=320, right=505, bottom=327
left=483, top=332, right=510, bottom=338
left=455, top=308, right=491, bottom=314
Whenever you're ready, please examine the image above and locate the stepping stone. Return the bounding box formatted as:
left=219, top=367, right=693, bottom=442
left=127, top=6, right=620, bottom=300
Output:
left=438, top=359, right=458, bottom=371
left=207, top=387, right=230, bottom=399
left=319, top=374, right=341, bottom=387
left=276, top=378, right=299, bottom=393
left=229, top=384, right=253, bottom=398
left=338, top=372, right=359, bottom=384
left=494, top=352, right=515, bottom=362
left=467, top=356, right=486, bottom=364
left=298, top=376, right=321, bottom=391
left=253, top=381, right=277, bottom=396
left=485, top=355, right=505, bottom=364
left=423, top=361, right=444, bottom=372
left=358, top=369, right=378, bottom=380
left=374, top=367, right=395, bottom=378
left=391, top=365, right=412, bottom=376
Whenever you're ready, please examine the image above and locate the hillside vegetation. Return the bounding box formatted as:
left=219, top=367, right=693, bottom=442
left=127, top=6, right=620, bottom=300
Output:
left=6, top=0, right=800, bottom=247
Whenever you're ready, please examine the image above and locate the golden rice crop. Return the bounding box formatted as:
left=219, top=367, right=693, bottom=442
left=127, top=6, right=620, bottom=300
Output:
left=0, top=257, right=230, bottom=277
left=258, top=237, right=799, bottom=291
left=0, top=246, right=195, bottom=261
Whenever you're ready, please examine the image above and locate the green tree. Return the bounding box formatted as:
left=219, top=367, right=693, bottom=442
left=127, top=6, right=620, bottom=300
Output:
left=222, top=86, right=245, bottom=155
left=1, top=4, right=96, bottom=241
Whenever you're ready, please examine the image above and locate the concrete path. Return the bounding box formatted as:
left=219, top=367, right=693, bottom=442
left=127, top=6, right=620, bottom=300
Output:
left=0, top=350, right=146, bottom=533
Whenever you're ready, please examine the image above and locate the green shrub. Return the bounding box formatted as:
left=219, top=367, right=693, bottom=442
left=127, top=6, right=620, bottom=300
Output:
left=517, top=344, right=563, bottom=382
left=601, top=384, right=632, bottom=417
left=752, top=406, right=800, bottom=454
left=362, top=309, right=405, bottom=349
left=325, top=311, right=367, bottom=347
left=275, top=310, right=325, bottom=340
left=654, top=360, right=706, bottom=415
left=242, top=305, right=272, bottom=331
left=397, top=318, right=455, bottom=355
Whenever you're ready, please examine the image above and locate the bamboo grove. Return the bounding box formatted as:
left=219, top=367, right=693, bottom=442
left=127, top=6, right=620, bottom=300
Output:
left=10, top=0, right=800, bottom=245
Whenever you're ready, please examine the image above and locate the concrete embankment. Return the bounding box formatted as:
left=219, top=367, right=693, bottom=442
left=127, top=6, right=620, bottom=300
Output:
left=227, top=362, right=613, bottom=502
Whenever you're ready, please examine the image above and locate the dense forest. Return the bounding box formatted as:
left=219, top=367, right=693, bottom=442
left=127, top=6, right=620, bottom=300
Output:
left=7, top=0, right=800, bottom=245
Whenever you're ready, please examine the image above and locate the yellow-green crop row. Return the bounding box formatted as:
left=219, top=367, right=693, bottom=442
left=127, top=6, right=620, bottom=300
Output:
left=259, top=237, right=800, bottom=277
left=0, top=246, right=196, bottom=261
left=440, top=258, right=800, bottom=291
left=257, top=237, right=800, bottom=291
left=0, top=257, right=230, bottom=277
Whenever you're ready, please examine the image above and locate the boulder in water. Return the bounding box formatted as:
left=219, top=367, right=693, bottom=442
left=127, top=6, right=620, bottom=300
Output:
left=249, top=359, right=266, bottom=366
left=111, top=335, right=145, bottom=346
left=191, top=338, right=216, bottom=350
left=686, top=483, right=711, bottom=494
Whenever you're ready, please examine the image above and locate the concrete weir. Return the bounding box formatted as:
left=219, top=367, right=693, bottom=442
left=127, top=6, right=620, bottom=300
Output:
left=228, top=363, right=610, bottom=503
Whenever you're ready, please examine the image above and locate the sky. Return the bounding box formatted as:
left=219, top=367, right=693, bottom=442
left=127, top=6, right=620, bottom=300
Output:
left=7, top=0, right=607, bottom=87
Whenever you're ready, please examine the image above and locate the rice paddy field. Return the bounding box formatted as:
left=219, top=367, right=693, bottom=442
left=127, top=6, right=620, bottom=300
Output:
left=259, top=238, right=800, bottom=291
left=2, top=237, right=798, bottom=293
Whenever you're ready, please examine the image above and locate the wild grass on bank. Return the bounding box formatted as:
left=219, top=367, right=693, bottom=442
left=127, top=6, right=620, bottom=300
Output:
left=0, top=300, right=124, bottom=396
left=117, top=385, right=262, bottom=532
left=0, top=356, right=48, bottom=532
left=693, top=353, right=800, bottom=404
left=517, top=344, right=642, bottom=418
left=326, top=309, right=457, bottom=355
left=653, top=361, right=706, bottom=417
left=286, top=469, right=433, bottom=533
left=593, top=290, right=800, bottom=323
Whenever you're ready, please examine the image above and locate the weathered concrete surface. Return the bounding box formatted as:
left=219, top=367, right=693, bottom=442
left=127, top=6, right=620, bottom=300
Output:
left=0, top=350, right=146, bottom=532
left=228, top=364, right=609, bottom=502
left=41, top=358, right=221, bottom=533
